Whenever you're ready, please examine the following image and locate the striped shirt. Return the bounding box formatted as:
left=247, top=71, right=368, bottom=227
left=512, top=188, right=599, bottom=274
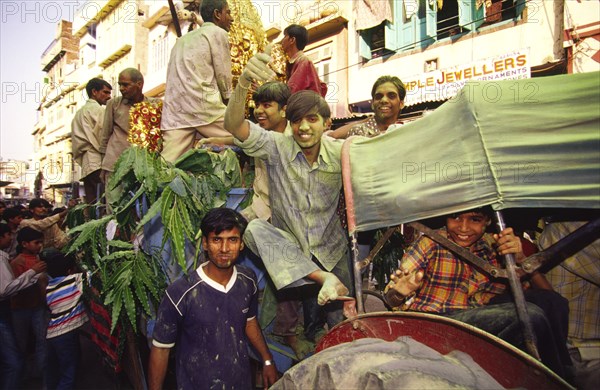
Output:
left=539, top=222, right=600, bottom=343
left=402, top=228, right=507, bottom=314
left=235, top=122, right=347, bottom=271
left=46, top=273, right=88, bottom=339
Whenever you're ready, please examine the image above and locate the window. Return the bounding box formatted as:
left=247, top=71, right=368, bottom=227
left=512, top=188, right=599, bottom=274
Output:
left=152, top=32, right=169, bottom=73
left=359, top=0, right=526, bottom=59
left=5, top=188, right=19, bottom=197
left=306, top=43, right=333, bottom=84
left=437, top=0, right=460, bottom=39
left=359, top=22, right=396, bottom=59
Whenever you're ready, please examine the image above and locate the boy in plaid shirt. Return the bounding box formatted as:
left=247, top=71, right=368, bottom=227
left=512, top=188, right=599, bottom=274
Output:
left=385, top=208, right=572, bottom=382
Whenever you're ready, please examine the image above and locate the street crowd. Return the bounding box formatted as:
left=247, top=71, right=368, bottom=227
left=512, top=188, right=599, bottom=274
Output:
left=1, top=0, right=598, bottom=389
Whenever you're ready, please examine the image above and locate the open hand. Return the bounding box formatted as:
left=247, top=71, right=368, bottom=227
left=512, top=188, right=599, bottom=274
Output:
left=384, top=268, right=423, bottom=307
left=32, top=261, right=47, bottom=274
left=262, top=364, right=279, bottom=389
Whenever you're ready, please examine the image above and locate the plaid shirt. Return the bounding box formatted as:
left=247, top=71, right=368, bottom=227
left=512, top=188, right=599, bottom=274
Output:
left=539, top=222, right=600, bottom=343
left=402, top=228, right=507, bottom=314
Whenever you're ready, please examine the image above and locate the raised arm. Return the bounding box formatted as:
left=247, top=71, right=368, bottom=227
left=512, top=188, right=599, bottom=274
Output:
left=224, top=47, right=276, bottom=142
left=20, top=212, right=63, bottom=231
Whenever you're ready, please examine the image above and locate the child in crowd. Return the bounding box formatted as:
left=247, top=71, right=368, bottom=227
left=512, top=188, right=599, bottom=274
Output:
left=1, top=207, right=23, bottom=257
left=10, top=227, right=49, bottom=382
left=45, top=252, right=88, bottom=390
left=1, top=224, right=46, bottom=389
left=384, top=208, right=572, bottom=381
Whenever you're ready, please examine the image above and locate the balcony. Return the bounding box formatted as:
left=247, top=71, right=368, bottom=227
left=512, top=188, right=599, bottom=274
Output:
left=142, top=4, right=169, bottom=29
left=41, top=21, right=79, bottom=73
left=41, top=44, right=65, bottom=72
left=72, top=0, right=125, bottom=37
left=269, top=4, right=348, bottom=43
left=97, top=43, right=132, bottom=68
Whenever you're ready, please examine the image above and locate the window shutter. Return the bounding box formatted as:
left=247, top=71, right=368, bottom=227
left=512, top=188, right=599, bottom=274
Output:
left=359, top=30, right=372, bottom=60
left=398, top=1, right=416, bottom=51
left=458, top=0, right=484, bottom=31
left=385, top=21, right=399, bottom=52
left=383, top=0, right=399, bottom=52
left=515, top=0, right=526, bottom=18
left=425, top=0, right=437, bottom=39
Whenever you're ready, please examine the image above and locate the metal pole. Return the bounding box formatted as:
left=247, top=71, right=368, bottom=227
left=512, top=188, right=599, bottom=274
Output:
left=350, top=231, right=364, bottom=313
left=168, top=0, right=182, bottom=37
left=494, top=211, right=541, bottom=360
left=526, top=217, right=600, bottom=274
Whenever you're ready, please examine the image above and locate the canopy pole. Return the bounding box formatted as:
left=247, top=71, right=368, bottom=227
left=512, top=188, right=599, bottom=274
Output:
left=340, top=137, right=363, bottom=312
left=494, top=210, right=541, bottom=361
left=350, top=231, right=364, bottom=313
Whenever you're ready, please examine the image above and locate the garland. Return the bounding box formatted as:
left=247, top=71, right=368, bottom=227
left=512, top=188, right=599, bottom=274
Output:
left=128, top=100, right=163, bottom=153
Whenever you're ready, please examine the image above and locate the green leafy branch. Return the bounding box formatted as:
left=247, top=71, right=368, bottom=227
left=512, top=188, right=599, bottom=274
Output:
left=65, top=146, right=242, bottom=334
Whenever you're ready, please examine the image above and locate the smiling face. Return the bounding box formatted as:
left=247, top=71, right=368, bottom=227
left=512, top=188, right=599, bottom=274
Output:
left=254, top=101, right=287, bottom=132
left=291, top=112, right=330, bottom=154
left=446, top=212, right=490, bottom=248
left=202, top=228, right=244, bottom=270
left=371, top=82, right=404, bottom=125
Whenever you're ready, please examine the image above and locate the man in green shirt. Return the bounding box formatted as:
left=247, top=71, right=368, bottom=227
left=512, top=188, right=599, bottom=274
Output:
left=224, top=52, right=352, bottom=327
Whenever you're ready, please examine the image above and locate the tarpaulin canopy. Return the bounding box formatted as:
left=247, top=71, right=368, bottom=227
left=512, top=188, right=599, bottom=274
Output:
left=344, top=71, right=600, bottom=233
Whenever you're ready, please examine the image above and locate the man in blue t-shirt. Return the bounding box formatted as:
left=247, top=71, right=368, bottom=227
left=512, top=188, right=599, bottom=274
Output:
left=148, top=208, right=278, bottom=389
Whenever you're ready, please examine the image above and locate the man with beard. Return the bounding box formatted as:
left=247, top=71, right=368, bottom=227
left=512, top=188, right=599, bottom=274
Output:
left=328, top=75, right=406, bottom=139
left=148, top=208, right=278, bottom=389
left=71, top=78, right=112, bottom=203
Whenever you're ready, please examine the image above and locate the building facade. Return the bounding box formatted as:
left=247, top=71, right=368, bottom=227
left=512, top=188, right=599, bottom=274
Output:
left=0, top=159, right=33, bottom=205
left=346, top=0, right=568, bottom=115
left=30, top=0, right=599, bottom=204
left=35, top=20, right=80, bottom=204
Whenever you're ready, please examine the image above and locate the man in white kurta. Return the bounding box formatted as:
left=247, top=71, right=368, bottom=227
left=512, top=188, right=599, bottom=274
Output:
left=71, top=78, right=112, bottom=203
left=160, top=0, right=234, bottom=162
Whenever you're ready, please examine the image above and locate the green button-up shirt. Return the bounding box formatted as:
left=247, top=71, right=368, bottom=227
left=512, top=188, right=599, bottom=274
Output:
left=235, top=121, right=347, bottom=271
